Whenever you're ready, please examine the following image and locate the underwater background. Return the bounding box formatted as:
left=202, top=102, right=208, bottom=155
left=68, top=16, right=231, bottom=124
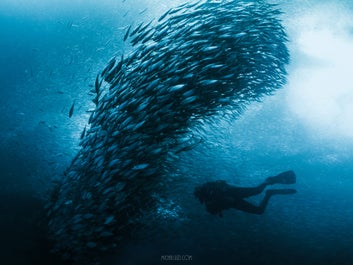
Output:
left=1, top=0, right=353, bottom=264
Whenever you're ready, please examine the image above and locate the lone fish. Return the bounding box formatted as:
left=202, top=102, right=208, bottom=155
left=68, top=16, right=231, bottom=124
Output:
left=69, top=101, right=75, bottom=118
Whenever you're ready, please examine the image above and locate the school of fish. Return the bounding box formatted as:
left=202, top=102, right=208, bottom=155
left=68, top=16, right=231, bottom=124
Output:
left=46, top=0, right=290, bottom=263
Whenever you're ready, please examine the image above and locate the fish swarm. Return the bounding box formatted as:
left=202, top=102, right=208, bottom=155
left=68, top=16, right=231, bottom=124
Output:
left=46, top=0, right=289, bottom=263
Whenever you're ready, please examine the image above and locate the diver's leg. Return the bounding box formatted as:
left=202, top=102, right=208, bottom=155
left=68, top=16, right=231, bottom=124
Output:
left=233, top=189, right=297, bottom=214
left=230, top=182, right=268, bottom=198
left=232, top=198, right=265, bottom=215
left=231, top=171, right=296, bottom=198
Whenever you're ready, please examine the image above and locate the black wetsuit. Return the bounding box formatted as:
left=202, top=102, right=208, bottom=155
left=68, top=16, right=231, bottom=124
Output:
left=194, top=171, right=296, bottom=216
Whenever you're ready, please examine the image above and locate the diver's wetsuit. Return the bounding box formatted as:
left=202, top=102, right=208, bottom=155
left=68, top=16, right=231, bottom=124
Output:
left=194, top=170, right=296, bottom=216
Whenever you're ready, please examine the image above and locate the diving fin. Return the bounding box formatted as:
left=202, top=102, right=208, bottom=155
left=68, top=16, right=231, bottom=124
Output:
left=266, top=170, right=296, bottom=185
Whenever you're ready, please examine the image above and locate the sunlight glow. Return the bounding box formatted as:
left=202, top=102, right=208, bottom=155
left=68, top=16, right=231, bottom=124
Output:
left=287, top=3, right=353, bottom=140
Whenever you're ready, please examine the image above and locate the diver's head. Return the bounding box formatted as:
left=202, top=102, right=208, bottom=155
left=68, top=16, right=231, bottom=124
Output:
left=194, top=180, right=230, bottom=204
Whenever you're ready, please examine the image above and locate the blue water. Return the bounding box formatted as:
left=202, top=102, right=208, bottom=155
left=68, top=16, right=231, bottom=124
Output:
left=1, top=0, right=353, bottom=264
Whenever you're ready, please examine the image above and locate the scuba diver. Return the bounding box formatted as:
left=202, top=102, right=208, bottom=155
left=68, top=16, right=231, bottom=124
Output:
left=194, top=170, right=296, bottom=216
